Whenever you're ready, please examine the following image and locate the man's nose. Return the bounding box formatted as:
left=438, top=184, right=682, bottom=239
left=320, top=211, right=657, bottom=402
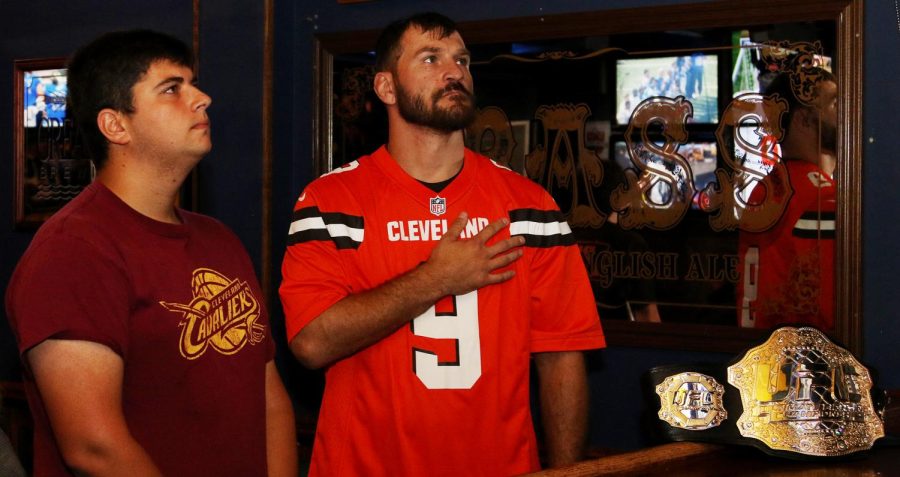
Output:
left=193, top=87, right=212, bottom=111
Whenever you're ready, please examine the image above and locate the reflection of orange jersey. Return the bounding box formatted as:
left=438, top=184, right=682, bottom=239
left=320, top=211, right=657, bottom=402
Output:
left=737, top=160, right=835, bottom=330
left=280, top=146, right=604, bottom=476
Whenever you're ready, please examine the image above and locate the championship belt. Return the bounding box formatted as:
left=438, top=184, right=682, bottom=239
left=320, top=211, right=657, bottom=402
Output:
left=649, top=327, right=886, bottom=458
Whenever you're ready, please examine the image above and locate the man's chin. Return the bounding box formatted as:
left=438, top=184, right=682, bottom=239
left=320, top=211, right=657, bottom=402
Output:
left=194, top=143, right=213, bottom=158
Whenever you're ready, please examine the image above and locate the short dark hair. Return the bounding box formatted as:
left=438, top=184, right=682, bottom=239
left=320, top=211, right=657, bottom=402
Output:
left=67, top=29, right=193, bottom=169
left=374, top=12, right=458, bottom=72
left=763, top=66, right=836, bottom=136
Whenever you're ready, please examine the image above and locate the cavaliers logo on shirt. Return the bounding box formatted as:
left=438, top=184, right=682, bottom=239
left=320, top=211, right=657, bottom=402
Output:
left=160, top=268, right=265, bottom=360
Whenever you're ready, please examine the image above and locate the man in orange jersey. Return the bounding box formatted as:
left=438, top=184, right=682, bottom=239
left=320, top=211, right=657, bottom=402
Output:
left=281, top=12, right=605, bottom=476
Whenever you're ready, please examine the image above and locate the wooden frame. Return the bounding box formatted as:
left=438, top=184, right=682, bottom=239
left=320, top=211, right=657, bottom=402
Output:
left=12, top=57, right=92, bottom=229
left=311, top=0, right=864, bottom=354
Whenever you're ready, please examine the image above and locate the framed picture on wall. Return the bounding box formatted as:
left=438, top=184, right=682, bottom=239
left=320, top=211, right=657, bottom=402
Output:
left=13, top=58, right=93, bottom=229
left=584, top=120, right=610, bottom=160
left=510, top=120, right=530, bottom=174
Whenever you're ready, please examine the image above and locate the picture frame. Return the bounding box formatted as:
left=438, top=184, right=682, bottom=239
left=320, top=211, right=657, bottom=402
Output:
left=12, top=57, right=92, bottom=229
left=584, top=120, right=610, bottom=160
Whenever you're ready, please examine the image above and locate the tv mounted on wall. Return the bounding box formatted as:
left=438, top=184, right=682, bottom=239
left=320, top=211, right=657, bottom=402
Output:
left=615, top=54, right=719, bottom=125
left=23, top=68, right=68, bottom=128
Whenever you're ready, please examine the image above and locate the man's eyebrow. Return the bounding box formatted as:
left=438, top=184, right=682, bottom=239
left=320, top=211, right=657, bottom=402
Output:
left=413, top=46, right=442, bottom=57
left=154, top=76, right=185, bottom=89
left=412, top=46, right=471, bottom=58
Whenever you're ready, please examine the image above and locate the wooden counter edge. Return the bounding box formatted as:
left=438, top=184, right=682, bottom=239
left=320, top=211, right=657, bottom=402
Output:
left=522, top=442, right=727, bottom=477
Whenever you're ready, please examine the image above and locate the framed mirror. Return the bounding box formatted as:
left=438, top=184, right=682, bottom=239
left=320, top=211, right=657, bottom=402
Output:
left=12, top=57, right=92, bottom=229
left=312, top=0, right=863, bottom=354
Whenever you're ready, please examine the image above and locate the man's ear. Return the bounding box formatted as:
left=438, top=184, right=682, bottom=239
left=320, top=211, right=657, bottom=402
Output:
left=373, top=71, right=396, bottom=106
left=96, top=108, right=130, bottom=145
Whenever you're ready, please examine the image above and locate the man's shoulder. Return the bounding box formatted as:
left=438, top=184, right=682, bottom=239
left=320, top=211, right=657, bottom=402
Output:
left=313, top=149, right=383, bottom=185
left=296, top=154, right=381, bottom=212
left=305, top=156, right=373, bottom=195
left=466, top=150, right=553, bottom=205
left=30, top=184, right=113, bottom=247
left=10, top=188, right=122, bottom=299
left=785, top=160, right=835, bottom=204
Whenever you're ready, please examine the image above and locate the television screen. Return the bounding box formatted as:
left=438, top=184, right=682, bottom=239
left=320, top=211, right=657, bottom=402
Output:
left=24, top=68, right=68, bottom=127
left=616, top=54, right=719, bottom=125
left=613, top=140, right=718, bottom=210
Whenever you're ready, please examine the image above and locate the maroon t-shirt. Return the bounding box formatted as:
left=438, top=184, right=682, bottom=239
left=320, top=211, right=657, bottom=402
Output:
left=6, top=181, right=274, bottom=476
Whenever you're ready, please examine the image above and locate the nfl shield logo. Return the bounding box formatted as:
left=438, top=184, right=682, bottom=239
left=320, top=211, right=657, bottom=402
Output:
left=429, top=196, right=446, bottom=216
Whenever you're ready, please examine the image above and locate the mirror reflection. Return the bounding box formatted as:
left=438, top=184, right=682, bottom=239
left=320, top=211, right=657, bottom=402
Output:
left=326, top=19, right=838, bottom=333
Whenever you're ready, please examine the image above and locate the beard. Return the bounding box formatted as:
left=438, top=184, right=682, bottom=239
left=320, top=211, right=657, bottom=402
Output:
left=395, top=79, right=476, bottom=133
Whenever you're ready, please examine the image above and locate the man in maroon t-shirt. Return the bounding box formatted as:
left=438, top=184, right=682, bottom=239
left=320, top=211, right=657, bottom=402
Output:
left=5, top=30, right=297, bottom=476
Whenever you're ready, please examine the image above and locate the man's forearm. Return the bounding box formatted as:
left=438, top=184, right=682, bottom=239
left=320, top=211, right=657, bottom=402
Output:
left=265, top=362, right=298, bottom=477
left=535, top=351, right=590, bottom=468
left=291, top=262, right=447, bottom=369
left=28, top=340, right=163, bottom=477
left=64, top=439, right=162, bottom=477
left=290, top=213, right=523, bottom=369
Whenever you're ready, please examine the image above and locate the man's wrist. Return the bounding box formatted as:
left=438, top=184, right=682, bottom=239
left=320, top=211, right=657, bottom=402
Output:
left=409, top=260, right=449, bottom=300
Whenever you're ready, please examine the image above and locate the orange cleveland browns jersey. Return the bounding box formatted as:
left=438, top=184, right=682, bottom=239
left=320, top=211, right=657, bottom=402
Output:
left=280, top=146, right=605, bottom=476
left=737, top=159, right=835, bottom=330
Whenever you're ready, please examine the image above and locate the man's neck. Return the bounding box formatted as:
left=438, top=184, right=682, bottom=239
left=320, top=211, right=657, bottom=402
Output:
left=97, top=153, right=192, bottom=224
left=386, top=122, right=466, bottom=183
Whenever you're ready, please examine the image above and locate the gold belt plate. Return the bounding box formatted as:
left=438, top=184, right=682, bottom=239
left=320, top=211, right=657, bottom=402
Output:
left=727, top=327, right=884, bottom=456
left=656, top=372, right=727, bottom=430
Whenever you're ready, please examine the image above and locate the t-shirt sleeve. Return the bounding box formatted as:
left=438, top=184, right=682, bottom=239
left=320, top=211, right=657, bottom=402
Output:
left=279, top=186, right=354, bottom=342
left=6, top=234, right=131, bottom=358
left=526, top=194, right=605, bottom=353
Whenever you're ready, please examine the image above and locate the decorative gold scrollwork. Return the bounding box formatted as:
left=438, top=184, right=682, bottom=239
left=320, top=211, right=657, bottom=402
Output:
left=702, top=93, right=792, bottom=232
left=611, top=96, right=694, bottom=230
left=466, top=107, right=517, bottom=170
left=525, top=103, right=605, bottom=229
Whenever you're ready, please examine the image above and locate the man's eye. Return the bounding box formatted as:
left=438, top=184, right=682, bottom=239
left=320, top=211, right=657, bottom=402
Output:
left=457, top=58, right=470, bottom=67
left=163, top=85, right=178, bottom=94
left=423, top=56, right=436, bottom=64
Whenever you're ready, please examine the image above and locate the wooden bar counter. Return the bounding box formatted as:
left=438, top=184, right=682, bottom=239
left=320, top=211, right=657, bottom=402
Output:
left=525, top=441, right=900, bottom=477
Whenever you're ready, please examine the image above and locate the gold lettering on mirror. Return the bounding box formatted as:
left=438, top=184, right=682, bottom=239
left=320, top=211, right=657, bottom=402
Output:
left=611, top=97, right=695, bottom=230
left=526, top=103, right=606, bottom=229
left=703, top=93, right=790, bottom=232
left=466, top=107, right=518, bottom=170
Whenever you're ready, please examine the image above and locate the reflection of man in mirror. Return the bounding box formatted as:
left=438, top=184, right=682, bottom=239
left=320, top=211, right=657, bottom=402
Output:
left=580, top=159, right=661, bottom=322
left=685, top=54, right=704, bottom=99
left=280, top=12, right=604, bottom=475
left=737, top=66, right=837, bottom=331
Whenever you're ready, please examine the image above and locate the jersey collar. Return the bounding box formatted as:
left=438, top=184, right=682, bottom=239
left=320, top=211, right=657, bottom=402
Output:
left=371, top=145, right=478, bottom=209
